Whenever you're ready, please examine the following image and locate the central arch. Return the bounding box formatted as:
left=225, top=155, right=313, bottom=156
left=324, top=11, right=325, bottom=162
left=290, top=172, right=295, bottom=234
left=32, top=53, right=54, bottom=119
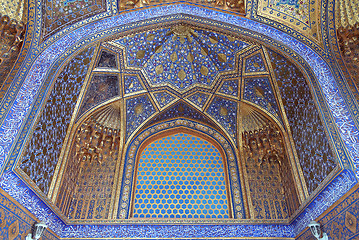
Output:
left=117, top=119, right=245, bottom=220
left=131, top=132, right=231, bottom=219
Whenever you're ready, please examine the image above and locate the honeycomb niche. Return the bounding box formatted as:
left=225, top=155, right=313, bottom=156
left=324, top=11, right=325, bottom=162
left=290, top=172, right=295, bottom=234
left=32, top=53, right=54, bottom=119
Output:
left=132, top=133, right=230, bottom=219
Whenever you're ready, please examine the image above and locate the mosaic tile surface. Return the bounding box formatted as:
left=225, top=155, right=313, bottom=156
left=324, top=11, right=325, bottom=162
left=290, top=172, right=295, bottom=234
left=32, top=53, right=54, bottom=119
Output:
left=186, top=92, right=210, bottom=109
left=20, top=47, right=95, bottom=194
left=41, top=0, right=106, bottom=39
left=268, top=49, right=336, bottom=194
left=245, top=53, right=267, bottom=73
left=153, top=91, right=176, bottom=108
left=79, top=74, right=119, bottom=116
left=133, top=133, right=229, bottom=219
left=243, top=77, right=281, bottom=122
left=219, top=79, right=239, bottom=97
left=206, top=96, right=237, bottom=139
left=126, top=94, right=156, bottom=138
left=144, top=102, right=219, bottom=133
left=124, top=75, right=144, bottom=95
left=113, top=25, right=249, bottom=91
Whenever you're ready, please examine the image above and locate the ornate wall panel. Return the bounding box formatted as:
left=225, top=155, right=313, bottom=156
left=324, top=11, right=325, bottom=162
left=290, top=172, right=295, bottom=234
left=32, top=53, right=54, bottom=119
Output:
left=20, top=47, right=95, bottom=194
left=255, top=0, right=321, bottom=43
left=41, top=0, right=107, bottom=40
left=118, top=119, right=245, bottom=220
left=0, top=188, right=59, bottom=240
left=242, top=122, right=299, bottom=219
left=59, top=118, right=120, bottom=220
left=296, top=184, right=359, bottom=240
left=267, top=49, right=336, bottom=195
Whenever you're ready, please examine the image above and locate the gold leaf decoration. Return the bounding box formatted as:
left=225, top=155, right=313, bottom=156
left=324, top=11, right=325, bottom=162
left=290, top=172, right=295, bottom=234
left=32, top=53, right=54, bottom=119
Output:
left=201, top=47, right=209, bottom=56
left=255, top=86, right=265, bottom=98
left=218, top=53, right=227, bottom=63
left=209, top=36, right=219, bottom=44
left=200, top=65, right=209, bottom=76
left=136, top=50, right=145, bottom=59
left=178, top=69, right=186, bottom=80
left=135, top=103, right=144, bottom=116
left=146, top=34, right=155, bottom=41
left=171, top=52, right=178, bottom=62
left=187, top=52, right=194, bottom=62
left=220, top=107, right=228, bottom=116
left=154, top=45, right=163, bottom=54
left=155, top=65, right=164, bottom=75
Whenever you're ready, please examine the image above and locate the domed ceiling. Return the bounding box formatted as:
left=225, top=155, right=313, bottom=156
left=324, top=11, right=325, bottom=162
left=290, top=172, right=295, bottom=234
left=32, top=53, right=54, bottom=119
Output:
left=18, top=21, right=337, bottom=224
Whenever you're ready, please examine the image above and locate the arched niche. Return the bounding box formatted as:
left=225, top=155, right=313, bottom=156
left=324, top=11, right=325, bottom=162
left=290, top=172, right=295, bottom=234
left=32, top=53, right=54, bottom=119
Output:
left=117, top=118, right=246, bottom=221
left=131, top=132, right=231, bottom=219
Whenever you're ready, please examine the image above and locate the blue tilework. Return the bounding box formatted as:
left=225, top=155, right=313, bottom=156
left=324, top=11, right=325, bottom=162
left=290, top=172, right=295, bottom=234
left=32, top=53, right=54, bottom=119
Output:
left=243, top=77, right=281, bottom=122
left=0, top=4, right=357, bottom=239
left=124, top=75, right=144, bottom=95
left=126, top=95, right=156, bottom=138
left=219, top=79, right=239, bottom=97
left=114, top=26, right=248, bottom=90
left=245, top=53, right=266, bottom=73
left=187, top=92, right=210, bottom=109
left=268, top=49, right=337, bottom=194
left=1, top=5, right=358, bottom=179
left=79, top=74, right=119, bottom=115
left=133, top=133, right=229, bottom=219
left=19, top=47, right=95, bottom=194
left=153, top=91, right=175, bottom=108
left=206, top=97, right=237, bottom=139
left=144, top=102, right=218, bottom=131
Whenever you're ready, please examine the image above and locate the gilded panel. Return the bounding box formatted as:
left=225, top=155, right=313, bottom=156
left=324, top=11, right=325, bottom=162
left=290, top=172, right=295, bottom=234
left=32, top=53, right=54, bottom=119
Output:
left=256, top=0, right=321, bottom=43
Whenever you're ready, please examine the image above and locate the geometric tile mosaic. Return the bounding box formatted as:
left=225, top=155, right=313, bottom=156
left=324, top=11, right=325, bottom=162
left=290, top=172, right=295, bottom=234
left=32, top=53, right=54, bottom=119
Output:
left=153, top=91, right=176, bottom=109
left=133, top=133, right=229, bottom=218
left=206, top=96, right=238, bottom=140
left=268, top=49, right=337, bottom=194
left=124, top=75, right=144, bottom=95
left=245, top=53, right=267, bottom=73
left=126, top=94, right=156, bottom=138
left=219, top=79, right=239, bottom=97
left=243, top=77, right=281, bottom=121
left=112, top=25, right=251, bottom=91
left=186, top=92, right=210, bottom=109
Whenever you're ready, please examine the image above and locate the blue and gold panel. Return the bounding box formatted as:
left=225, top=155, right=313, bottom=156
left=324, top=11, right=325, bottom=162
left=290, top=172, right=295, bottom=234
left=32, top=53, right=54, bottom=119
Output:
left=218, top=79, right=239, bottom=97
left=243, top=77, right=282, bottom=122
left=112, top=25, right=251, bottom=91
left=126, top=95, right=156, bottom=139
left=268, top=49, right=336, bottom=194
left=206, top=96, right=237, bottom=140
left=153, top=91, right=177, bottom=109
left=96, top=50, right=118, bottom=69
left=132, top=133, right=230, bottom=218
left=79, top=74, right=120, bottom=116
left=244, top=53, right=267, bottom=73
left=123, top=75, right=145, bottom=96
left=186, top=92, right=210, bottom=110
left=143, top=102, right=219, bottom=133
left=20, top=47, right=95, bottom=194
